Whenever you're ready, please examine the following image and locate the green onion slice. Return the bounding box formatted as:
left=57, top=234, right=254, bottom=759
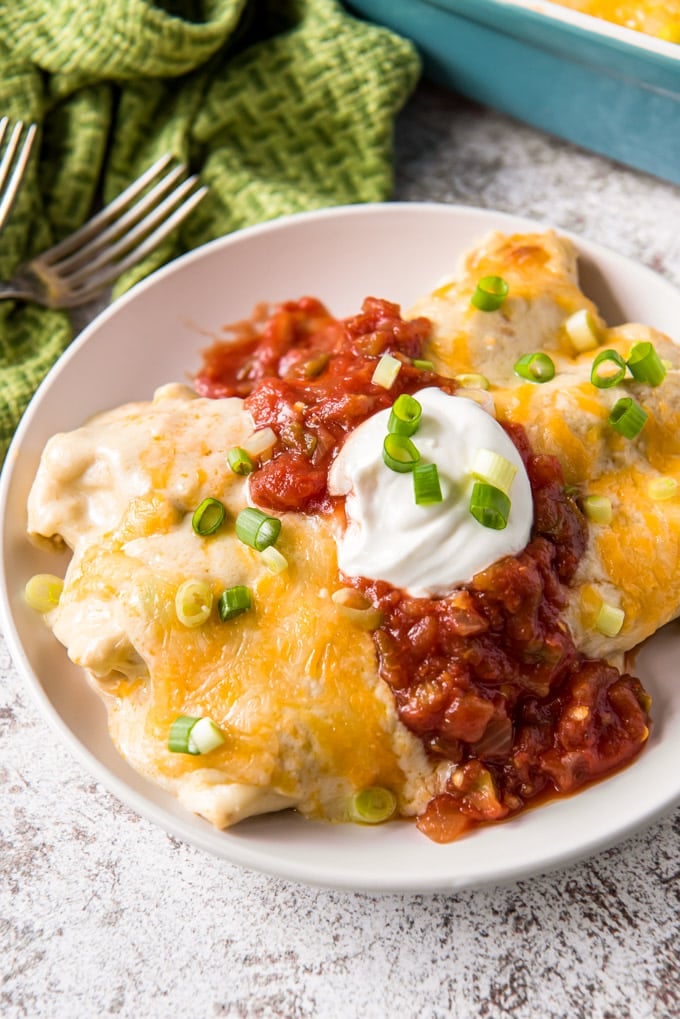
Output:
left=388, top=394, right=422, bottom=437
left=168, top=715, right=225, bottom=755
left=235, top=507, right=281, bottom=550
left=514, top=352, right=555, bottom=383
left=218, top=584, right=252, bottom=622
left=582, top=494, right=613, bottom=525
left=187, top=717, right=225, bottom=754
left=455, top=373, right=490, bottom=390
left=627, top=341, right=666, bottom=387
left=469, top=482, right=510, bottom=530
left=564, top=309, right=600, bottom=353
left=412, top=358, right=434, bottom=371
left=168, top=715, right=201, bottom=755
left=24, top=573, right=64, bottom=613
left=301, top=353, right=330, bottom=378
left=243, top=427, right=277, bottom=459
left=647, top=476, right=678, bottom=501
left=192, top=497, right=226, bottom=536
left=175, top=579, right=213, bottom=628
left=413, top=462, right=443, bottom=505
left=471, top=275, right=509, bottom=312
left=332, top=588, right=383, bottom=631
left=471, top=448, right=517, bottom=495
left=609, top=397, right=648, bottom=439
left=371, top=353, right=401, bottom=389
left=260, top=545, right=289, bottom=574
left=382, top=434, right=420, bottom=473
left=227, top=447, right=254, bottom=475
left=590, top=349, right=626, bottom=389
left=349, top=786, right=397, bottom=824
left=595, top=602, right=625, bottom=637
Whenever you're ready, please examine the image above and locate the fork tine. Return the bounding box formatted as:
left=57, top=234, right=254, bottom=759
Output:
left=0, top=121, right=37, bottom=229
left=0, top=117, right=8, bottom=146
left=40, top=152, right=175, bottom=263
left=58, top=185, right=208, bottom=305
left=62, top=176, right=205, bottom=288
left=50, top=163, right=188, bottom=276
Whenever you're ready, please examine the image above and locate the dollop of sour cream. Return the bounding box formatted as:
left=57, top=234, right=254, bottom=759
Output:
left=328, top=388, right=533, bottom=597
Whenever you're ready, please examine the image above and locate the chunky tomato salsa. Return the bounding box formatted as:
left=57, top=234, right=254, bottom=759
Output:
left=194, top=297, right=651, bottom=842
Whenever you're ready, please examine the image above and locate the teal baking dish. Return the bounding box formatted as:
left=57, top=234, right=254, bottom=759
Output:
left=349, top=0, right=680, bottom=184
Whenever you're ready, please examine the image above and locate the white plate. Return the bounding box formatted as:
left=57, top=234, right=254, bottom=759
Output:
left=2, top=203, right=680, bottom=893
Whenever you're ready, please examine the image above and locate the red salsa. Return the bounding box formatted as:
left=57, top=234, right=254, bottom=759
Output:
left=195, top=297, right=455, bottom=513
left=195, top=296, right=652, bottom=842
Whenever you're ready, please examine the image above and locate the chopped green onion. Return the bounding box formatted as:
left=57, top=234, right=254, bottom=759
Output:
left=412, top=358, right=434, bottom=371
left=564, top=309, right=600, bottom=353
left=627, top=341, right=666, bottom=387
left=175, top=579, right=213, bottom=628
left=471, top=275, right=509, bottom=312
left=349, top=786, right=397, bottom=824
left=168, top=715, right=201, bottom=754
left=24, top=573, right=63, bottom=613
left=609, top=397, right=647, bottom=439
left=242, top=427, right=277, bottom=459
left=332, top=588, right=383, bottom=630
left=455, top=373, right=490, bottom=390
left=169, top=715, right=225, bottom=755
left=260, top=545, right=288, bottom=574
left=469, top=482, right=510, bottom=530
left=372, top=353, right=401, bottom=389
left=218, top=584, right=252, bottom=621
left=648, top=476, right=678, bottom=501
left=235, top=507, right=281, bottom=550
left=471, top=448, right=517, bottom=495
left=301, top=353, right=330, bottom=378
left=413, top=462, right=443, bottom=505
left=388, top=394, right=422, bottom=437
left=661, top=358, right=674, bottom=371
left=187, top=716, right=225, bottom=755
left=227, top=447, right=254, bottom=475
left=582, top=494, right=613, bottom=524
left=382, top=433, right=420, bottom=473
left=514, top=352, right=555, bottom=383
left=192, top=497, right=226, bottom=536
left=595, top=601, right=625, bottom=637
left=590, top=349, right=627, bottom=389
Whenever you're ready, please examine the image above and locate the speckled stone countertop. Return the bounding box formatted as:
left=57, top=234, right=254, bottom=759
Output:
left=2, top=81, right=680, bottom=1019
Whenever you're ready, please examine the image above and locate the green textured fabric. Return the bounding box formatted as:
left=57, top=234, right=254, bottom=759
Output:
left=0, top=0, right=420, bottom=462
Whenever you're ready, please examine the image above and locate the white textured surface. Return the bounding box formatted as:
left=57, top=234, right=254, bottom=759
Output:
left=3, top=83, right=680, bottom=1018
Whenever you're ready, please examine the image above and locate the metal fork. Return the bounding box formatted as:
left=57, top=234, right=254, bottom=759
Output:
left=0, top=153, right=208, bottom=308
left=0, top=118, right=37, bottom=233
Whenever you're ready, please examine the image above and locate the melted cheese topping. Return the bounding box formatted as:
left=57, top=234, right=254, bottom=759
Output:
left=413, top=230, right=680, bottom=659
left=28, top=384, right=446, bottom=827
left=410, top=231, right=598, bottom=384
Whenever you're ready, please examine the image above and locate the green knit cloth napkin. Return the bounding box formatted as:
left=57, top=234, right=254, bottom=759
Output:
left=0, top=0, right=420, bottom=462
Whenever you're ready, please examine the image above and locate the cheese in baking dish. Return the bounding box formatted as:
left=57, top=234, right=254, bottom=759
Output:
left=545, top=1, right=680, bottom=41
left=26, top=229, right=677, bottom=835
